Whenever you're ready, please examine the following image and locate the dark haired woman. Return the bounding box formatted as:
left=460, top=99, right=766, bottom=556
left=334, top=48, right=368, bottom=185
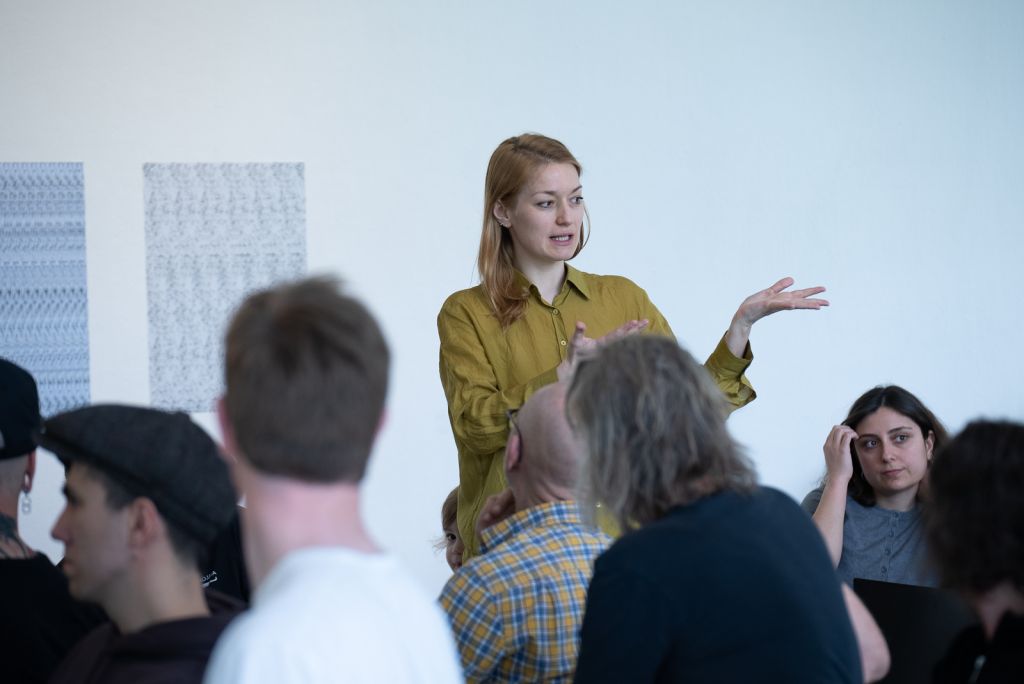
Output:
left=802, top=385, right=948, bottom=587
left=439, top=132, right=828, bottom=556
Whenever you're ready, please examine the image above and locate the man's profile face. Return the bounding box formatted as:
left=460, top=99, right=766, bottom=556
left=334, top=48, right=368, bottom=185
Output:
left=51, top=464, right=133, bottom=605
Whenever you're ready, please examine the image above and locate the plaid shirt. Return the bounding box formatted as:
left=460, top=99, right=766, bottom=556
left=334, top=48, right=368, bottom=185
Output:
left=439, top=500, right=611, bottom=683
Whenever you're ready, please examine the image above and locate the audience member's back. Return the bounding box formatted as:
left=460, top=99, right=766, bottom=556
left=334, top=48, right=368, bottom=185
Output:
left=440, top=383, right=611, bottom=682
left=582, top=486, right=861, bottom=682
left=567, top=336, right=863, bottom=683
left=205, top=277, right=461, bottom=684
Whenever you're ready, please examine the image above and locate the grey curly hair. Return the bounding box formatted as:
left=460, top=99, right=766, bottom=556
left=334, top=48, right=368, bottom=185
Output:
left=566, top=335, right=757, bottom=531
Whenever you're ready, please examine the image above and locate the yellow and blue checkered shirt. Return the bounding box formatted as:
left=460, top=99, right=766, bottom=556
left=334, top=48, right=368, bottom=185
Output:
left=439, top=500, right=611, bottom=683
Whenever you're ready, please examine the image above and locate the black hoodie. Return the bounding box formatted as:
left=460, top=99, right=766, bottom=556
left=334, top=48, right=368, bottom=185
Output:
left=48, top=591, right=240, bottom=684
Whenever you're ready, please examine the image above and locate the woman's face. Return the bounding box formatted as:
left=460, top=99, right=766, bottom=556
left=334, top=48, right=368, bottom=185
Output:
left=444, top=522, right=464, bottom=572
left=853, top=406, right=934, bottom=509
left=495, top=162, right=585, bottom=273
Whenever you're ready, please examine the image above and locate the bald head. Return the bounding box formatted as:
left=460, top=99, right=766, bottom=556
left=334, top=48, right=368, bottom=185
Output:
left=506, top=383, right=582, bottom=506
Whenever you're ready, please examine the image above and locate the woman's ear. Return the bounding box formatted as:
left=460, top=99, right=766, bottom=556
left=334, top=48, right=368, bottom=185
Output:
left=925, top=430, right=935, bottom=462
left=493, top=201, right=511, bottom=228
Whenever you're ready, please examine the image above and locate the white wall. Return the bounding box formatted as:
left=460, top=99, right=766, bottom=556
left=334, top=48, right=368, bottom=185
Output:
left=3, top=0, right=1022, bottom=595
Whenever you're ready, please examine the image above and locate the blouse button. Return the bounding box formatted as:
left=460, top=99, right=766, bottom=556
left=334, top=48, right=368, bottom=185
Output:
left=552, top=309, right=560, bottom=315
left=560, top=340, right=566, bottom=346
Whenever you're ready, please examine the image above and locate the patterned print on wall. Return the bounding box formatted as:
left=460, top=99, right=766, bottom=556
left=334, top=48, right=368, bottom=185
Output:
left=144, top=163, right=306, bottom=412
left=0, top=162, right=90, bottom=416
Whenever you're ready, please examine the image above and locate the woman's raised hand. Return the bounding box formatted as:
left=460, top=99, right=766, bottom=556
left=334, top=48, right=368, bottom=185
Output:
left=734, top=277, right=828, bottom=328
left=823, top=425, right=858, bottom=484
left=557, top=319, right=649, bottom=381
left=725, top=277, right=828, bottom=357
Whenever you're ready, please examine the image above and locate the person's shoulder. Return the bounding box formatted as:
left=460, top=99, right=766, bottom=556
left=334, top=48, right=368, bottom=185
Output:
left=573, top=270, right=660, bottom=316
left=800, top=484, right=825, bottom=514
left=749, top=487, right=840, bottom=551
left=446, top=544, right=505, bottom=595
left=757, top=485, right=799, bottom=506
left=439, top=284, right=488, bottom=314
left=751, top=486, right=815, bottom=520
left=438, top=285, right=496, bottom=335
left=595, top=517, right=668, bottom=571
left=48, top=621, right=117, bottom=683
left=446, top=523, right=572, bottom=598
left=330, top=552, right=452, bottom=626
left=0, top=553, right=61, bottom=583
left=211, top=603, right=263, bottom=648
left=574, top=269, right=644, bottom=294
left=204, top=609, right=294, bottom=683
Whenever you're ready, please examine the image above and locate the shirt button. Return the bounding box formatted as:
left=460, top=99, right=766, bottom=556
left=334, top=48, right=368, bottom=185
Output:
left=885, top=549, right=891, bottom=556
left=889, top=530, right=895, bottom=537
left=552, top=309, right=560, bottom=315
left=881, top=566, right=887, bottom=573
left=560, top=340, right=566, bottom=346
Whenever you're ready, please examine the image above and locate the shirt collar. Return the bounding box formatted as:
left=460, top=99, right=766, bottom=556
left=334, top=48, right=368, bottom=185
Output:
left=564, top=265, right=592, bottom=299
left=479, top=500, right=584, bottom=554
left=513, top=265, right=592, bottom=302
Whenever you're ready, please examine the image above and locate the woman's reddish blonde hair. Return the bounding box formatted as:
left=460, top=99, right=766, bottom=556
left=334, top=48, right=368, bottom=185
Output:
left=477, top=134, right=589, bottom=328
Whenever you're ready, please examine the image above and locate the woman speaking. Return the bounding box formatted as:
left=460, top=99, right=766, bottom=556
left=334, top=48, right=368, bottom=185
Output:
left=438, top=133, right=826, bottom=556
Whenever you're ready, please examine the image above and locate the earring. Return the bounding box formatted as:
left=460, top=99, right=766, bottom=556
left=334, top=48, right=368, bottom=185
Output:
left=21, top=491, right=31, bottom=515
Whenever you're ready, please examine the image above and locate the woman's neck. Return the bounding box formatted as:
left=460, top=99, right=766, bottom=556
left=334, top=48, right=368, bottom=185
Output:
left=873, top=484, right=919, bottom=512
left=516, top=259, right=567, bottom=304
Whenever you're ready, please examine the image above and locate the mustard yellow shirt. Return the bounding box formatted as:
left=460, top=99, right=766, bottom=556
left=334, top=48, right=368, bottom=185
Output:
left=438, top=266, right=755, bottom=556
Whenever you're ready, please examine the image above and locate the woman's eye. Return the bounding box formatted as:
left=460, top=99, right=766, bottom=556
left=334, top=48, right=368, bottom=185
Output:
left=537, top=200, right=553, bottom=208
left=894, top=434, right=908, bottom=443
left=863, top=439, right=878, bottom=449
left=445, top=532, right=457, bottom=543
left=571, top=195, right=584, bottom=205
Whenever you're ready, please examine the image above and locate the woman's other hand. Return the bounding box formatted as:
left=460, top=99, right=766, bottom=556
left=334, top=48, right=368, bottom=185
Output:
left=823, top=425, right=858, bottom=484
left=557, top=319, right=648, bottom=381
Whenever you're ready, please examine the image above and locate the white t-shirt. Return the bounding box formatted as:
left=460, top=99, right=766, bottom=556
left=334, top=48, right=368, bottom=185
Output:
left=203, top=546, right=462, bottom=683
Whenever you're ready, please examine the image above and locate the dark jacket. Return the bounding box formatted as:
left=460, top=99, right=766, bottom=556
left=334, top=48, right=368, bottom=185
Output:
left=48, top=591, right=240, bottom=684
left=934, top=612, right=1024, bottom=684
left=0, top=554, right=106, bottom=683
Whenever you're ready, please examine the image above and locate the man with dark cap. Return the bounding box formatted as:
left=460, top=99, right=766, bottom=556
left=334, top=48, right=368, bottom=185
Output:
left=0, top=358, right=104, bottom=683
left=41, top=404, right=240, bottom=684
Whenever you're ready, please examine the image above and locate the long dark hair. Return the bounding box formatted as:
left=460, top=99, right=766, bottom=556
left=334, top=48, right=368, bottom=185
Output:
left=843, top=385, right=948, bottom=506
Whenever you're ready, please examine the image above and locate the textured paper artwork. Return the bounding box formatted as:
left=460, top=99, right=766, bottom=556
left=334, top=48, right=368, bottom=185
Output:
left=144, top=163, right=306, bottom=412
left=0, top=162, right=91, bottom=416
